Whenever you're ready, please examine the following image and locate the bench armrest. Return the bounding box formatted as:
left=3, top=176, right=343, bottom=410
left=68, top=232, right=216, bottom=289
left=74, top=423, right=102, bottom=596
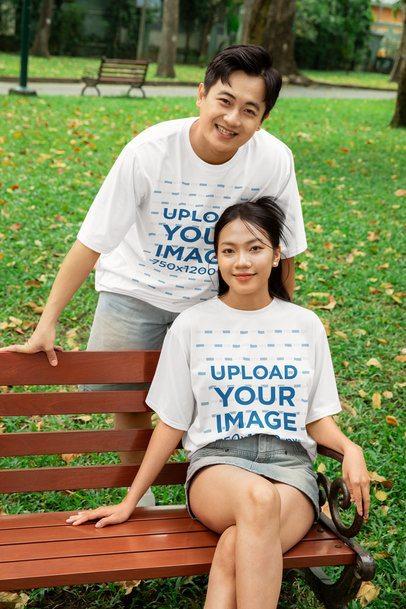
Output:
left=316, top=443, right=365, bottom=539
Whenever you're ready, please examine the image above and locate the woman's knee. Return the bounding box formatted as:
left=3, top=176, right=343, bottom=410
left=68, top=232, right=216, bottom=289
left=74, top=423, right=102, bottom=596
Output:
left=238, top=479, right=281, bottom=524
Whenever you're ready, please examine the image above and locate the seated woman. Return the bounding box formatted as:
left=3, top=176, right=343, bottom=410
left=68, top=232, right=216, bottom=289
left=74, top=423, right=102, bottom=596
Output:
left=67, top=197, right=370, bottom=609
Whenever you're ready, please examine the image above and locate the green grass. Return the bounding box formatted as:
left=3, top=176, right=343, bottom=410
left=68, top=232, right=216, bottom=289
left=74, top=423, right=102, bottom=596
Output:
left=303, top=70, right=397, bottom=90
left=0, top=95, right=405, bottom=608
left=0, top=52, right=398, bottom=89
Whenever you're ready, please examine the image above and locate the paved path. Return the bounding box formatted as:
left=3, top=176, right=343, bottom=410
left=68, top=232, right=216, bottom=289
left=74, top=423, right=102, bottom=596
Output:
left=1, top=81, right=396, bottom=99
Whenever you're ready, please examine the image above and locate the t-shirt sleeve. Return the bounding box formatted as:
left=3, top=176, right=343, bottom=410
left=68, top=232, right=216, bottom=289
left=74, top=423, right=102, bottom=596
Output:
left=276, top=151, right=307, bottom=259
left=306, top=318, right=342, bottom=425
left=146, top=328, right=195, bottom=431
left=77, top=144, right=144, bottom=254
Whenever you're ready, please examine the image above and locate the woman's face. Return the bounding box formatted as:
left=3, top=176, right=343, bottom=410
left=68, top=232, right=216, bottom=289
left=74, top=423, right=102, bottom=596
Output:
left=216, top=218, right=281, bottom=298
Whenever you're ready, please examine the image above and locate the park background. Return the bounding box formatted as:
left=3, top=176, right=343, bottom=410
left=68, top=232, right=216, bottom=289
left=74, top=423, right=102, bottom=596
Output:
left=0, top=0, right=405, bottom=608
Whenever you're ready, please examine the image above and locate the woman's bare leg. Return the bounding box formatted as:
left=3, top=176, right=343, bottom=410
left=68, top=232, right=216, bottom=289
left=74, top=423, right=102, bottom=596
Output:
left=189, top=465, right=314, bottom=609
left=204, top=526, right=237, bottom=609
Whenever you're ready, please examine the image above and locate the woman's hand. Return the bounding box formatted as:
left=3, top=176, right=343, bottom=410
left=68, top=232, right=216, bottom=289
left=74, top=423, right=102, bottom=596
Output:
left=342, top=443, right=370, bottom=520
left=66, top=500, right=134, bottom=528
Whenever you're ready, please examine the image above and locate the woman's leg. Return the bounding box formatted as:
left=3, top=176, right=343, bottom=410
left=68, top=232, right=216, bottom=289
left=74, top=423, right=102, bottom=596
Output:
left=204, top=525, right=237, bottom=609
left=189, top=465, right=314, bottom=609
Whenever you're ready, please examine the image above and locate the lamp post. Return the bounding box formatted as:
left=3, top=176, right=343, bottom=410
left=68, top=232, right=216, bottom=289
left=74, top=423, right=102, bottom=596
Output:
left=9, top=0, right=37, bottom=96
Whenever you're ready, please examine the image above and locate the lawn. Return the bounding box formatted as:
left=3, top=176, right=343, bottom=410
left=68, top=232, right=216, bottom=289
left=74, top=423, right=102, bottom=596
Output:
left=0, top=52, right=398, bottom=89
left=0, top=95, right=405, bottom=608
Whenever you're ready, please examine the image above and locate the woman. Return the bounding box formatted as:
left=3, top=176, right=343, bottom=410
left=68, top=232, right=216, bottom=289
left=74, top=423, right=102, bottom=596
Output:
left=67, top=197, right=370, bottom=609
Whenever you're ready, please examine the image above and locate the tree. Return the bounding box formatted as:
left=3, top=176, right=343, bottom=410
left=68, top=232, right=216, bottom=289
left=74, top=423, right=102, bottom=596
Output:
left=249, top=0, right=309, bottom=83
left=156, top=0, right=179, bottom=78
left=31, top=0, right=54, bottom=57
left=391, top=8, right=406, bottom=127
left=241, top=0, right=255, bottom=44
left=390, top=1, right=406, bottom=83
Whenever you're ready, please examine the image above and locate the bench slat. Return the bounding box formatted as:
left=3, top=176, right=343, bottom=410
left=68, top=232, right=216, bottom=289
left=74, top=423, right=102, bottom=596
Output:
left=0, top=462, right=188, bottom=492
left=0, top=429, right=154, bottom=456
left=0, top=351, right=159, bottom=385
left=0, top=390, right=149, bottom=415
left=0, top=538, right=354, bottom=591
left=0, top=506, right=193, bottom=529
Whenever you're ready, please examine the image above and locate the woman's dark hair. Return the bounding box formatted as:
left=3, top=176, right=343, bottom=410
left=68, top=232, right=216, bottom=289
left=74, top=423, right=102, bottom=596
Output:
left=204, top=45, right=282, bottom=119
left=213, top=197, right=291, bottom=302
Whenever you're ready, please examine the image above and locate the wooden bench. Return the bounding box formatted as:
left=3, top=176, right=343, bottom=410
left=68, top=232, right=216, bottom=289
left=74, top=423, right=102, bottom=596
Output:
left=0, top=352, right=375, bottom=607
left=81, top=58, right=148, bottom=97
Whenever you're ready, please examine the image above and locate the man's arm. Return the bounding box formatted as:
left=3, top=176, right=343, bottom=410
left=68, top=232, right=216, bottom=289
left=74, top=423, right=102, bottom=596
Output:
left=281, top=257, right=295, bottom=300
left=0, top=240, right=100, bottom=365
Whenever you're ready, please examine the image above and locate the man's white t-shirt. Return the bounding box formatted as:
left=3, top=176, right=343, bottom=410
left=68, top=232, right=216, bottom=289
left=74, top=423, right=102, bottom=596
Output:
left=77, top=117, right=307, bottom=313
left=146, top=297, right=341, bottom=460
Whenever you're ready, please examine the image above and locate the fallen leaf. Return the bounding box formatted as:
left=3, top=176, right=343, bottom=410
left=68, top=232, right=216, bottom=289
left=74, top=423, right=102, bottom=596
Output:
left=382, top=391, right=393, bottom=399
left=381, top=505, right=389, bottom=516
left=368, top=471, right=386, bottom=484
left=73, top=414, right=92, bottom=422
left=117, top=580, right=142, bottom=595
left=341, top=399, right=357, bottom=416
left=375, top=489, right=388, bottom=502
left=358, top=389, right=367, bottom=398
left=357, top=581, right=380, bottom=607
left=372, top=393, right=381, bottom=409
left=366, top=358, right=382, bottom=368
left=354, top=328, right=367, bottom=336
left=394, top=189, right=406, bottom=197
left=394, top=354, right=406, bottom=363
left=321, top=501, right=332, bottom=519
left=24, top=301, right=44, bottom=314
left=0, top=591, right=30, bottom=608
left=25, top=279, right=41, bottom=288
left=334, top=330, right=348, bottom=340
left=367, top=231, right=379, bottom=242
left=317, top=462, right=326, bottom=473
left=385, top=415, right=398, bottom=426
left=374, top=551, right=390, bottom=560
left=61, top=453, right=81, bottom=464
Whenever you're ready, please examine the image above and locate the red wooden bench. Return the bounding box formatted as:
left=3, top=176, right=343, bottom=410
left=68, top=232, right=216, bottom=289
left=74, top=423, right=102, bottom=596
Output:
left=81, top=58, right=148, bottom=97
left=0, top=352, right=375, bottom=607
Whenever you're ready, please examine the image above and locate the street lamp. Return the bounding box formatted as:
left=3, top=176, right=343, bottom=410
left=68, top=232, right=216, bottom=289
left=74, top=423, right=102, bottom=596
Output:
left=9, top=0, right=37, bottom=96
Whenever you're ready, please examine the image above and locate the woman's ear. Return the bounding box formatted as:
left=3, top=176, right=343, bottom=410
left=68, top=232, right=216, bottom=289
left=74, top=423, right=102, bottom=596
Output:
left=272, top=247, right=281, bottom=267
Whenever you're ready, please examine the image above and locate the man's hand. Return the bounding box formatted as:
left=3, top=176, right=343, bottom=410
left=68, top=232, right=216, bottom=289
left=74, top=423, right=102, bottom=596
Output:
left=342, top=444, right=370, bottom=520
left=0, top=323, right=62, bottom=366
left=66, top=501, right=134, bottom=528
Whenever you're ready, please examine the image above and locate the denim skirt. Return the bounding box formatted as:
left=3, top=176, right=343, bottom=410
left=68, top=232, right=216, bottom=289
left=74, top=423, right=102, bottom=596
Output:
left=185, top=434, right=320, bottom=520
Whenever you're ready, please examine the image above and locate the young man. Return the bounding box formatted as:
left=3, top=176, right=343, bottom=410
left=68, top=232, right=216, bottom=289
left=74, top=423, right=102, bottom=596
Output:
left=2, top=45, right=307, bottom=505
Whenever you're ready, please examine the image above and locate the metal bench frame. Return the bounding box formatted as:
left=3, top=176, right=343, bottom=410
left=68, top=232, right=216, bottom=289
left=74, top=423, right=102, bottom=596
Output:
left=81, top=57, right=148, bottom=97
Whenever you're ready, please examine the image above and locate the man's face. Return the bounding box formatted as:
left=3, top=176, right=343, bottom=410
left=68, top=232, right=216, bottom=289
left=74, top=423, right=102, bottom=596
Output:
left=195, top=71, right=267, bottom=162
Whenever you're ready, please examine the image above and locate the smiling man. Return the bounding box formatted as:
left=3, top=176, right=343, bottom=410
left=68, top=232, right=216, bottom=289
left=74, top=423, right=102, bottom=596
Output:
left=2, top=45, right=307, bottom=506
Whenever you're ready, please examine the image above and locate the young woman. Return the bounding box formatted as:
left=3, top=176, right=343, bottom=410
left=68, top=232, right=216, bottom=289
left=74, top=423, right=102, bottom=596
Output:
left=67, top=197, right=370, bottom=609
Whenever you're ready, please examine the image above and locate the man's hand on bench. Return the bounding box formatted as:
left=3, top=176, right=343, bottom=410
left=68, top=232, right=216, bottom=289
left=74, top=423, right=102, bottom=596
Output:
left=66, top=500, right=134, bottom=528
left=0, top=323, right=62, bottom=366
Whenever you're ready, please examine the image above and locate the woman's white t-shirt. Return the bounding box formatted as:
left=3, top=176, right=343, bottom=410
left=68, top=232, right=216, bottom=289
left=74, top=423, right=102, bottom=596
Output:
left=146, top=297, right=341, bottom=460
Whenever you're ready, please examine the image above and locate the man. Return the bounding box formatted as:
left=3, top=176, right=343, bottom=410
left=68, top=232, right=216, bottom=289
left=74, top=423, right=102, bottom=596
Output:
left=2, top=45, right=307, bottom=505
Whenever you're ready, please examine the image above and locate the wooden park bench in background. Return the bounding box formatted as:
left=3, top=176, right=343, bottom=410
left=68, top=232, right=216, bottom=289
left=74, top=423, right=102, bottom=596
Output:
left=81, top=58, right=148, bottom=97
left=0, top=352, right=375, bottom=608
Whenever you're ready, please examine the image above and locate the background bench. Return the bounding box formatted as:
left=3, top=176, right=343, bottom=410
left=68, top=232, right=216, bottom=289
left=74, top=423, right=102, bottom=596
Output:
left=0, top=351, right=375, bottom=607
left=81, top=58, right=148, bottom=97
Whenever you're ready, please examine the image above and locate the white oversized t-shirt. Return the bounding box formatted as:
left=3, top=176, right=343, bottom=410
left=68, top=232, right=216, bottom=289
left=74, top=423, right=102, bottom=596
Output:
left=146, top=297, right=341, bottom=460
left=78, top=117, right=307, bottom=313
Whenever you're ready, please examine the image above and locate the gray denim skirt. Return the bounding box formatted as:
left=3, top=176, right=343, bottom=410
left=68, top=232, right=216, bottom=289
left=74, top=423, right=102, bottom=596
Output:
left=185, top=434, right=320, bottom=520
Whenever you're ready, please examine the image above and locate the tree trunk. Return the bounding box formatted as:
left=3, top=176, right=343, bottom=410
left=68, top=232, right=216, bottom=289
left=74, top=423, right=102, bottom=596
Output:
left=390, top=9, right=406, bottom=83
left=249, top=0, right=310, bottom=84
left=390, top=14, right=406, bottom=126
left=156, top=0, right=179, bottom=78
left=241, top=0, right=255, bottom=45
left=31, top=0, right=54, bottom=58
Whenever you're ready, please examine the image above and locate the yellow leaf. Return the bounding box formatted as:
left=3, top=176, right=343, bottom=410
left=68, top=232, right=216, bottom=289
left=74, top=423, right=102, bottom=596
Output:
left=334, top=330, right=348, bottom=340
left=381, top=505, right=389, bottom=516
left=357, top=581, right=380, bottom=607
left=368, top=471, right=386, bottom=484
left=73, top=414, right=92, bottom=422
left=372, top=392, right=381, bottom=409
left=382, top=391, right=393, bottom=399
left=385, top=415, right=398, bottom=426
left=317, top=462, right=326, bottom=473
left=375, top=490, right=388, bottom=502
left=0, top=591, right=30, bottom=608
left=61, top=453, right=81, bottom=464
left=394, top=354, right=406, bottom=363
left=394, top=188, right=406, bottom=197
left=358, top=389, right=367, bottom=398
left=321, top=502, right=332, bottom=519
left=354, top=328, right=367, bottom=336
left=367, top=231, right=379, bottom=242
left=117, top=580, right=142, bottom=595
left=366, top=358, right=382, bottom=368
left=322, top=319, right=331, bottom=336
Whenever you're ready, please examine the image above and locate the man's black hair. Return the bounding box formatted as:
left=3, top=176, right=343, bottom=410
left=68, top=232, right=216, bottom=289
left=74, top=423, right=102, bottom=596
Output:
left=204, top=45, right=282, bottom=119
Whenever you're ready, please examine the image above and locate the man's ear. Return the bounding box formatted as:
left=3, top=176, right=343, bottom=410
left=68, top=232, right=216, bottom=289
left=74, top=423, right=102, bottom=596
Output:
left=196, top=82, right=206, bottom=108
left=260, top=112, right=269, bottom=125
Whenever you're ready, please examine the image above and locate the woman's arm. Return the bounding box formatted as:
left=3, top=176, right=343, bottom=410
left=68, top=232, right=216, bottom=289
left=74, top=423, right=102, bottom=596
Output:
left=66, top=419, right=184, bottom=528
left=307, top=416, right=370, bottom=519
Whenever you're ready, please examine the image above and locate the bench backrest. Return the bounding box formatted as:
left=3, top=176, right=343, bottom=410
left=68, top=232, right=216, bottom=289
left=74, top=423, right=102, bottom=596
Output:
left=98, top=58, right=149, bottom=83
left=0, top=352, right=187, bottom=495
